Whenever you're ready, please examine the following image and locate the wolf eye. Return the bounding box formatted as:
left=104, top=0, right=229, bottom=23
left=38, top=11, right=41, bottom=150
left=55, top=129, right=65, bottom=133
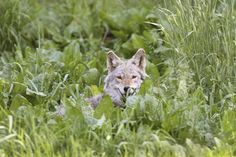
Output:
left=132, top=75, right=137, bottom=79
left=116, top=76, right=122, bottom=80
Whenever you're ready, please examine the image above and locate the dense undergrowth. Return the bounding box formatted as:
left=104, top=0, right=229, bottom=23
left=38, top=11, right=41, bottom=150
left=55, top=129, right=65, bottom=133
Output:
left=0, top=0, right=236, bottom=156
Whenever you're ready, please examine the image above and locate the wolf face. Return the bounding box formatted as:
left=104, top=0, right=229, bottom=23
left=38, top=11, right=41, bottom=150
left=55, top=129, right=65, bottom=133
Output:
left=104, top=48, right=147, bottom=107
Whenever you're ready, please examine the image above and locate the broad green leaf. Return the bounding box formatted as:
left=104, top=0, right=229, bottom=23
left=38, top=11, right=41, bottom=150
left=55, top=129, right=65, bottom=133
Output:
left=11, top=82, right=27, bottom=95
left=64, top=98, right=84, bottom=122
left=94, top=95, right=113, bottom=119
left=10, top=94, right=31, bottom=111
left=139, top=79, right=152, bottom=94
left=146, top=62, right=160, bottom=82
left=82, top=68, right=100, bottom=84
left=90, top=85, right=101, bottom=95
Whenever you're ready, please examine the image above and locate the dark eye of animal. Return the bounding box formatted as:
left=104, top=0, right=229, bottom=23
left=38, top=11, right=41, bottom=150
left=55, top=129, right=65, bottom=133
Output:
left=117, top=76, right=122, bottom=79
left=132, top=75, right=137, bottom=79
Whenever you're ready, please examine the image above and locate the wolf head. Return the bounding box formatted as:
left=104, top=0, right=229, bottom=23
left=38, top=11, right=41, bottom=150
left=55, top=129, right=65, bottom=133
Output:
left=104, top=48, right=147, bottom=107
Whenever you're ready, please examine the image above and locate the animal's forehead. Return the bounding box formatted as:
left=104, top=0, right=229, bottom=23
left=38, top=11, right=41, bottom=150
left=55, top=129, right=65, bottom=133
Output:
left=112, top=62, right=140, bottom=75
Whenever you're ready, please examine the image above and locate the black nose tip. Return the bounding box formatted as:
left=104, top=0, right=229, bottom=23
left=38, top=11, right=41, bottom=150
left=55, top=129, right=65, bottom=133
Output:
left=124, top=86, right=130, bottom=92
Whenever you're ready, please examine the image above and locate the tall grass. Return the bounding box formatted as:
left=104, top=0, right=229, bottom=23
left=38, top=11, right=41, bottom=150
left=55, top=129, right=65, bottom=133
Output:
left=0, top=0, right=235, bottom=156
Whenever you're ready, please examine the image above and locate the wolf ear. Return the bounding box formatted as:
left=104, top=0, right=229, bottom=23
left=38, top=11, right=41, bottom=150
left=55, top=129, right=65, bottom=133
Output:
left=107, top=51, right=122, bottom=72
left=131, top=48, right=146, bottom=72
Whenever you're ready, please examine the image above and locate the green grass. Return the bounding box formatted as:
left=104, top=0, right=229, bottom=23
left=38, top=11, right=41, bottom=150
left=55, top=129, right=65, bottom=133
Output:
left=0, top=0, right=236, bottom=156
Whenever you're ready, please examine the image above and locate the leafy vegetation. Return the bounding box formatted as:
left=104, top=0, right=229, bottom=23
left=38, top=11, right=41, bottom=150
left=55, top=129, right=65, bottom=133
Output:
left=0, top=0, right=236, bottom=156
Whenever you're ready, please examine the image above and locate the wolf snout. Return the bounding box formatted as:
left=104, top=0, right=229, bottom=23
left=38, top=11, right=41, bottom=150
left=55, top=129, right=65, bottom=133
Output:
left=123, top=86, right=136, bottom=96
left=124, top=86, right=130, bottom=93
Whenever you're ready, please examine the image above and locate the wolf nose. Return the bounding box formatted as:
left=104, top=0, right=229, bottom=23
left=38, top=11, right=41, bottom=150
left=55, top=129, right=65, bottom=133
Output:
left=124, top=86, right=130, bottom=93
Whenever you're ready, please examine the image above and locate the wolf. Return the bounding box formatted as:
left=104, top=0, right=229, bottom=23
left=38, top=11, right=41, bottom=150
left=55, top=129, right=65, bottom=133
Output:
left=86, top=48, right=147, bottom=109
